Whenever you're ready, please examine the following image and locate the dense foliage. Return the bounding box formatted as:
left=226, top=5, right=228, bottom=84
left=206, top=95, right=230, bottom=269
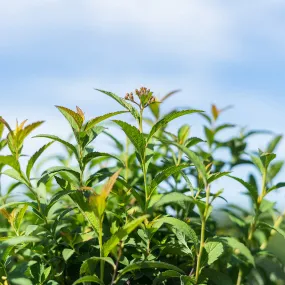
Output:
left=0, top=88, right=285, bottom=285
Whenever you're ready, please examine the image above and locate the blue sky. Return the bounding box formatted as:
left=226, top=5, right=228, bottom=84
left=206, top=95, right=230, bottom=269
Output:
left=0, top=1, right=285, bottom=208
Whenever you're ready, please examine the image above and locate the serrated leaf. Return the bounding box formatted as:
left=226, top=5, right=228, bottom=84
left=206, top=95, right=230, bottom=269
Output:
left=56, top=106, right=83, bottom=131
left=3, top=168, right=28, bottom=186
left=152, top=192, right=193, bottom=209
left=83, top=151, right=124, bottom=167
left=152, top=217, right=198, bottom=247
left=149, top=163, right=191, bottom=197
left=17, top=121, right=44, bottom=147
left=207, top=172, right=230, bottom=184
left=84, top=111, right=128, bottom=131
left=160, top=140, right=207, bottom=186
left=147, top=110, right=203, bottom=143
left=72, top=276, right=103, bottom=285
left=113, top=120, right=146, bottom=159
left=95, top=89, right=140, bottom=121
left=116, top=261, right=184, bottom=281
left=15, top=204, right=28, bottom=232
left=103, top=215, right=147, bottom=256
left=26, top=141, right=54, bottom=179
left=267, top=182, right=285, bottom=193
left=202, top=241, right=224, bottom=266
left=227, top=175, right=258, bottom=203
left=0, top=155, right=20, bottom=172
left=80, top=257, right=115, bottom=275
left=218, top=237, right=254, bottom=265
left=34, top=134, right=78, bottom=159
left=153, top=270, right=181, bottom=285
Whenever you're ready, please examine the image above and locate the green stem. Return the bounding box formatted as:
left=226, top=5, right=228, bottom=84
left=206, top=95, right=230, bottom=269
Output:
left=195, top=216, right=206, bottom=283
left=99, top=220, right=104, bottom=282
left=139, top=108, right=144, bottom=133
left=248, top=170, right=266, bottom=241
left=236, top=269, right=243, bottom=285
left=142, top=162, right=148, bottom=210
left=195, top=184, right=210, bottom=283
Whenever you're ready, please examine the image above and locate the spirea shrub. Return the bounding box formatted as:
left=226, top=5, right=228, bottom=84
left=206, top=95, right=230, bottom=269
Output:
left=0, top=88, right=285, bottom=285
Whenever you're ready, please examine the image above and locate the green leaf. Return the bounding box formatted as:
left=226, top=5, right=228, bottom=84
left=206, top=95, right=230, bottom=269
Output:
left=0, top=236, right=40, bottom=249
left=202, top=241, right=224, bottom=266
left=149, top=101, right=160, bottom=119
left=147, top=110, right=203, bottom=143
left=202, top=269, right=234, bottom=285
left=153, top=270, right=181, bottom=285
left=250, top=155, right=265, bottom=175
left=38, top=166, right=80, bottom=186
left=207, top=172, right=230, bottom=184
left=83, top=151, right=124, bottom=167
left=0, top=118, right=4, bottom=138
left=148, top=163, right=191, bottom=197
left=185, top=137, right=204, bottom=148
left=10, top=278, right=33, bottom=285
left=103, top=215, right=148, bottom=256
left=218, top=237, right=254, bottom=265
left=180, top=275, right=195, bottom=285
left=161, top=140, right=207, bottom=186
left=116, top=261, right=185, bottom=281
left=267, top=135, right=283, bottom=153
left=72, top=276, right=103, bottom=285
left=18, top=120, right=44, bottom=141
left=56, top=106, right=83, bottom=131
left=260, top=151, right=276, bottom=169
left=3, top=168, right=28, bottom=186
left=267, top=182, right=285, bottom=193
left=34, top=134, right=78, bottom=158
left=62, top=248, right=75, bottom=261
left=80, top=257, right=115, bottom=275
left=113, top=120, right=146, bottom=159
left=95, top=89, right=140, bottom=122
left=84, top=111, right=128, bottom=131
left=178, top=125, right=190, bottom=144
left=0, top=155, right=20, bottom=172
left=215, top=124, right=235, bottom=134
left=152, top=192, right=193, bottom=209
left=227, top=175, right=258, bottom=203
left=204, top=126, right=214, bottom=147
left=15, top=204, right=28, bottom=231
left=152, top=217, right=198, bottom=247
left=26, top=141, right=54, bottom=179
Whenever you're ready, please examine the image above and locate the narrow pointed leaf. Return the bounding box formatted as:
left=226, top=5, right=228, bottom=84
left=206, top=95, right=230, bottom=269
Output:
left=152, top=217, right=198, bottom=246
left=113, top=120, right=146, bottom=159
left=117, top=261, right=184, bottom=281
left=147, top=110, right=203, bottom=143
left=56, top=106, right=83, bottom=131
left=26, top=141, right=54, bottom=179
left=149, top=163, right=191, bottom=197
left=95, top=89, right=140, bottom=121
left=72, top=276, right=103, bottom=285
left=34, top=134, right=78, bottom=159
left=84, top=111, right=128, bottom=131
left=227, top=175, right=258, bottom=203
left=83, top=152, right=124, bottom=167
left=103, top=215, right=148, bottom=256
